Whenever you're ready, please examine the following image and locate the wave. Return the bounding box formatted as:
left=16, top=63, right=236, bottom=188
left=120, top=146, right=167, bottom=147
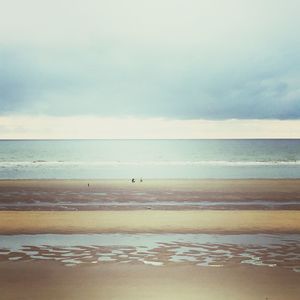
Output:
left=1, top=160, right=300, bottom=167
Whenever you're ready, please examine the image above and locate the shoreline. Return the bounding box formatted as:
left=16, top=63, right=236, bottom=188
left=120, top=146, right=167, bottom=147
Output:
left=2, top=178, right=300, bottom=189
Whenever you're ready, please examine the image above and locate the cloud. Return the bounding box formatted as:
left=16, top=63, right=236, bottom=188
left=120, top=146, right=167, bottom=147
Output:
left=0, top=0, right=299, bottom=119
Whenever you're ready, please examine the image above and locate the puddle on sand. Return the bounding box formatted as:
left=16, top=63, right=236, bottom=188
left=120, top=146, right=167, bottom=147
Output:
left=0, top=233, right=299, bottom=271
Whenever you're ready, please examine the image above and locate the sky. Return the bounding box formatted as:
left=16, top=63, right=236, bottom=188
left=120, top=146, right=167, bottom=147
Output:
left=0, top=0, right=300, bottom=138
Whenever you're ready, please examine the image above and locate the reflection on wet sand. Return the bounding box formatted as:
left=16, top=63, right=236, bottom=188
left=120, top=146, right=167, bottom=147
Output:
left=1, top=234, right=299, bottom=271
left=1, top=200, right=300, bottom=210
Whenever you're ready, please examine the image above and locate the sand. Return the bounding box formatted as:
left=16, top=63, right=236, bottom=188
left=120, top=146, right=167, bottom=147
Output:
left=0, top=210, right=300, bottom=234
left=0, top=261, right=299, bottom=300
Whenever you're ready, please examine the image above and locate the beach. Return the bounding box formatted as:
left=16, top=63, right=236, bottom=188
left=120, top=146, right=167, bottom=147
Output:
left=2, top=1, right=300, bottom=296
left=0, top=179, right=299, bottom=299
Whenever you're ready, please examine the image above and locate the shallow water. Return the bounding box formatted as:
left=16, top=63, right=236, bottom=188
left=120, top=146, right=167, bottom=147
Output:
left=1, top=233, right=299, bottom=271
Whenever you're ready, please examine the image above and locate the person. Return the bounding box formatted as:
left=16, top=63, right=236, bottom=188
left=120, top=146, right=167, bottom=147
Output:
left=140, top=178, right=143, bottom=182
left=131, top=178, right=135, bottom=183
left=88, top=183, right=90, bottom=187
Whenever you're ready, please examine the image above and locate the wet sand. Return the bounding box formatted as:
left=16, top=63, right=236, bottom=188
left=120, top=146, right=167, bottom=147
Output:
left=0, top=261, right=299, bottom=300
left=1, top=179, right=300, bottom=210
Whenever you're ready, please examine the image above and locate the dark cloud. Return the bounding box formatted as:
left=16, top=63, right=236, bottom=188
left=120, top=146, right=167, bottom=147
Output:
left=1, top=45, right=299, bottom=120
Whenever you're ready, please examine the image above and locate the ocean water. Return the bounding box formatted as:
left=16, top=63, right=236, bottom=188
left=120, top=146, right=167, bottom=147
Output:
left=0, top=139, right=300, bottom=179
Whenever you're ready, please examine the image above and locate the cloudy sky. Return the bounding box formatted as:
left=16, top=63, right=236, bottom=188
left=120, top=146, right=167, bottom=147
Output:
left=0, top=0, right=300, bottom=138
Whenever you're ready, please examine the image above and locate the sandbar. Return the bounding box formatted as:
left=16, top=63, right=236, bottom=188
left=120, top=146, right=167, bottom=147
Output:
left=0, top=210, right=299, bottom=234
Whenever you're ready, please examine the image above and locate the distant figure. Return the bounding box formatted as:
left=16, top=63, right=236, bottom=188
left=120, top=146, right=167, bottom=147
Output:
left=131, top=178, right=135, bottom=183
left=140, top=178, right=143, bottom=183
left=88, top=183, right=90, bottom=187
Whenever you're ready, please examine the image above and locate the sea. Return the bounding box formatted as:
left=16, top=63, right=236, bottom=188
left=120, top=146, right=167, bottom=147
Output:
left=0, top=139, right=300, bottom=179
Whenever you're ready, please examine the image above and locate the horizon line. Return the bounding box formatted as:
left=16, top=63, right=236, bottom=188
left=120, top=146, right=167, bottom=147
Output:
left=1, top=138, right=300, bottom=141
